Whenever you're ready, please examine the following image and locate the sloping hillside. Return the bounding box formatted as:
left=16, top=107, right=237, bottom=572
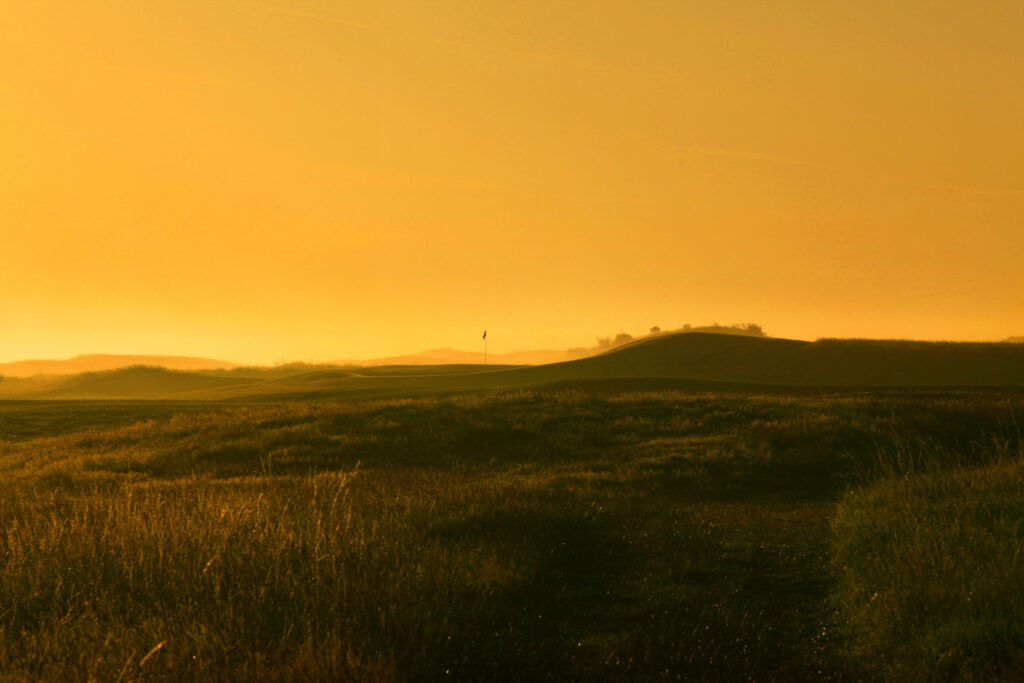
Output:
left=526, top=333, right=1024, bottom=386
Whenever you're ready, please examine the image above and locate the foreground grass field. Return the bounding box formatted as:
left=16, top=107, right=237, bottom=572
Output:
left=0, top=390, right=1022, bottom=680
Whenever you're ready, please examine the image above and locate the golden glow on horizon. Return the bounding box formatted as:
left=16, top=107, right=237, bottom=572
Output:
left=2, top=1, right=1022, bottom=364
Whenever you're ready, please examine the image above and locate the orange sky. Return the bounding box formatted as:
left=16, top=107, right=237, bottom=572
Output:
left=2, top=1, right=1022, bottom=364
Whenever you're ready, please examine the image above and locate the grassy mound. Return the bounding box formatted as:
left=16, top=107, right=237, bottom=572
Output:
left=572, top=333, right=1024, bottom=386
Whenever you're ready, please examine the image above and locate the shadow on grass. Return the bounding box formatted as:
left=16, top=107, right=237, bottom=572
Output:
left=419, top=491, right=841, bottom=681
left=424, top=503, right=633, bottom=680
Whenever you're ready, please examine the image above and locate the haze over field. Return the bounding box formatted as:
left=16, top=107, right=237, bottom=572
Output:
left=3, top=1, right=1023, bottom=364
left=0, top=354, right=239, bottom=378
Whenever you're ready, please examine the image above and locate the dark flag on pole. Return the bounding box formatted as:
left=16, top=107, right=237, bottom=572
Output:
left=482, top=330, right=487, bottom=340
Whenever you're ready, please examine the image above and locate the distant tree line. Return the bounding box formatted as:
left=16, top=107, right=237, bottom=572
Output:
left=678, top=322, right=765, bottom=337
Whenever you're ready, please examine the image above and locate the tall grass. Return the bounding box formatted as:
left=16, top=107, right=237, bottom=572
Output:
left=0, top=389, right=1022, bottom=679
left=832, top=457, right=1024, bottom=680
left=0, top=468, right=633, bottom=680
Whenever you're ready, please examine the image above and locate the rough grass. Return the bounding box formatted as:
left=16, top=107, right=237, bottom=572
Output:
left=0, top=389, right=1021, bottom=680
left=832, top=459, right=1024, bottom=681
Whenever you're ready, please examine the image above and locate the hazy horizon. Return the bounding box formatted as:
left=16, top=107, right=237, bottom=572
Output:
left=1, top=323, right=1022, bottom=369
left=3, top=1, right=1021, bottom=365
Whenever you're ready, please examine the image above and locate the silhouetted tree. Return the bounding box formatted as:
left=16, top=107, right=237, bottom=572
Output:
left=596, top=337, right=613, bottom=349
left=613, top=333, right=633, bottom=346
left=650, top=326, right=661, bottom=335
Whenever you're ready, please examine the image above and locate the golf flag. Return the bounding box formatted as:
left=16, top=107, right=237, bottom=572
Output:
left=482, top=330, right=487, bottom=340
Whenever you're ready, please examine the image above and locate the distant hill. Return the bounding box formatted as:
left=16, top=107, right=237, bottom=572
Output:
left=1005, top=337, right=1024, bottom=344
left=0, top=354, right=239, bottom=378
left=12, top=332, right=1024, bottom=400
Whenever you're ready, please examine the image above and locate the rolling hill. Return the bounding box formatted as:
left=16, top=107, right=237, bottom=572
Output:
left=518, top=333, right=1024, bottom=387
left=15, top=332, right=1024, bottom=400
